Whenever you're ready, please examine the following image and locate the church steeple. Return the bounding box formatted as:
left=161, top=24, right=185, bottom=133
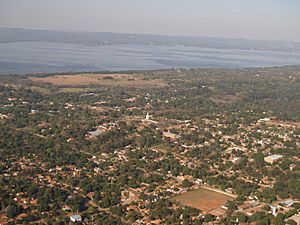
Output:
left=146, top=113, right=150, bottom=120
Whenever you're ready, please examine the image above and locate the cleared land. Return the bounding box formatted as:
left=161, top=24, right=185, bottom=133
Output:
left=59, top=87, right=96, bottom=93
left=30, top=73, right=166, bottom=88
left=172, top=187, right=235, bottom=215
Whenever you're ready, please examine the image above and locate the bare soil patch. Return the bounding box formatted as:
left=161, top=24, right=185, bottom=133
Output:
left=172, top=187, right=234, bottom=214
left=30, top=73, right=165, bottom=88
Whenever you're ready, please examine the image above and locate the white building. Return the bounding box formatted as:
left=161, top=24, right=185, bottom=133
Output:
left=264, top=154, right=283, bottom=164
left=269, top=204, right=278, bottom=216
left=281, top=199, right=295, bottom=208
left=146, top=112, right=150, bottom=120
left=70, top=214, right=82, bottom=222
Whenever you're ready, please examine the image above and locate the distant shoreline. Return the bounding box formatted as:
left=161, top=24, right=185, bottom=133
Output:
left=1, top=27, right=300, bottom=52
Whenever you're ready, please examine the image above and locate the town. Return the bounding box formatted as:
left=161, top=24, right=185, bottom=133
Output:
left=0, top=66, right=299, bottom=225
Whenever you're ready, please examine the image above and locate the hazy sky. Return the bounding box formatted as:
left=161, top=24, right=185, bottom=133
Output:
left=1, top=0, right=299, bottom=42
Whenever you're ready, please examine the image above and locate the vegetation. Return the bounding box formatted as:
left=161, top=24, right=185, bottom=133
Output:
left=0, top=66, right=300, bottom=224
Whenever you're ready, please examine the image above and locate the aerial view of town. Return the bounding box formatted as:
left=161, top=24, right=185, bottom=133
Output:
left=1, top=0, right=300, bottom=225
left=0, top=66, right=299, bottom=224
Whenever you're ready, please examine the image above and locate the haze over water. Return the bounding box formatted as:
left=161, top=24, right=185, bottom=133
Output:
left=1, top=41, right=300, bottom=74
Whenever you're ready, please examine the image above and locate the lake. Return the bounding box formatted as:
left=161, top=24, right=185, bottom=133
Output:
left=1, top=41, right=300, bottom=74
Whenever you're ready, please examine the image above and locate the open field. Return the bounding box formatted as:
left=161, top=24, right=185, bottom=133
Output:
left=28, top=86, right=51, bottom=94
left=172, top=187, right=235, bottom=215
left=59, top=87, right=97, bottom=93
left=30, top=73, right=166, bottom=88
left=29, top=86, right=97, bottom=93
left=264, top=120, right=300, bottom=127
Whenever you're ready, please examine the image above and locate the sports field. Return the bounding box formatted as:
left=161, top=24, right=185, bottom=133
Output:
left=172, top=187, right=235, bottom=215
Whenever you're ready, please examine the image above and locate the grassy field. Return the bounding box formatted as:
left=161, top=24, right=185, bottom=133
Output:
left=29, top=86, right=51, bottom=94
left=29, top=86, right=97, bottom=94
left=59, top=87, right=97, bottom=93
left=172, top=187, right=235, bottom=214
left=30, top=73, right=165, bottom=88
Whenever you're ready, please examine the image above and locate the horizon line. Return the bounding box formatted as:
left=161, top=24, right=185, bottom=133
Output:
left=1, top=26, right=299, bottom=44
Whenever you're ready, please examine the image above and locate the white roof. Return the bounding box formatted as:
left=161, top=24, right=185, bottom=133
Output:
left=264, top=154, right=283, bottom=160
left=281, top=199, right=294, bottom=206
left=70, top=214, right=82, bottom=220
left=88, top=129, right=102, bottom=136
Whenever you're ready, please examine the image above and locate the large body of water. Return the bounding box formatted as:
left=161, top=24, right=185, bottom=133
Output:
left=1, top=41, right=300, bottom=74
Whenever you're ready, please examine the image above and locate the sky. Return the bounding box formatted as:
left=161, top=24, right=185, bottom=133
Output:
left=0, top=0, right=300, bottom=42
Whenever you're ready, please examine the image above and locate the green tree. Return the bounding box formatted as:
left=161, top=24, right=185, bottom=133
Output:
left=7, top=205, right=21, bottom=218
left=182, top=179, right=192, bottom=188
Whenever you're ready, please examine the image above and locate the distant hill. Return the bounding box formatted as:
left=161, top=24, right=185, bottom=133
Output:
left=1, top=27, right=300, bottom=52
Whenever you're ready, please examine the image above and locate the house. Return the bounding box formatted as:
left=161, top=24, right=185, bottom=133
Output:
left=264, top=154, right=283, bottom=164
left=87, top=129, right=102, bottom=138
left=0, top=114, right=8, bottom=120
left=258, top=118, right=271, bottom=122
left=195, top=179, right=203, bottom=184
left=281, top=199, right=295, bottom=208
left=289, top=164, right=297, bottom=171
left=163, top=131, right=178, bottom=140
left=230, top=157, right=242, bottom=164
left=70, top=214, right=82, bottom=222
